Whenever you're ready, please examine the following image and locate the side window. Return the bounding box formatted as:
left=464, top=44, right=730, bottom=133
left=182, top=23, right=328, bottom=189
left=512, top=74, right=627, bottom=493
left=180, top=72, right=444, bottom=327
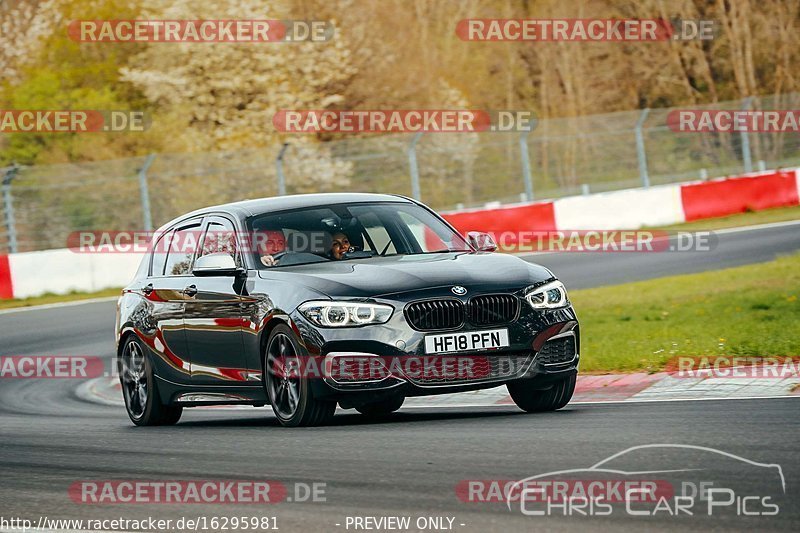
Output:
left=150, top=230, right=173, bottom=276
left=164, top=223, right=201, bottom=276
left=199, top=219, right=239, bottom=264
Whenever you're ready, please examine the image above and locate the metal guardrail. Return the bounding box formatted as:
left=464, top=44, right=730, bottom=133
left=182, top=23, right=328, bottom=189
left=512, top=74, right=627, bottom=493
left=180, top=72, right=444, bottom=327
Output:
left=2, top=93, right=800, bottom=253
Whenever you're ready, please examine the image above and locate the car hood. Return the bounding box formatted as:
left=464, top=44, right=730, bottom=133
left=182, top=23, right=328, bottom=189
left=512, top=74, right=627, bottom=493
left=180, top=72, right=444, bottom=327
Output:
left=257, top=252, right=554, bottom=299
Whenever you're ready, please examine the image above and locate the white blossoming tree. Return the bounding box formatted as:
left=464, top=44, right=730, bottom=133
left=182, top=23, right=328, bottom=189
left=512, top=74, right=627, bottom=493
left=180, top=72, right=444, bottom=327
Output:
left=120, top=0, right=357, bottom=194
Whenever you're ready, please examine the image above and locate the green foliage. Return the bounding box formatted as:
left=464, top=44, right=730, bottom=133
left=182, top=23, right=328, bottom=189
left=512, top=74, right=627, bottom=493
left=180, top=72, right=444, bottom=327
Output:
left=573, top=254, right=800, bottom=372
left=2, top=0, right=799, bottom=170
left=0, top=0, right=149, bottom=165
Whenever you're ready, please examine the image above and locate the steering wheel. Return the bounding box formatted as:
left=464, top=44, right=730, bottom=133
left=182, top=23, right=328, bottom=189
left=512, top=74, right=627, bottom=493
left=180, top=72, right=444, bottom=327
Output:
left=260, top=251, right=288, bottom=267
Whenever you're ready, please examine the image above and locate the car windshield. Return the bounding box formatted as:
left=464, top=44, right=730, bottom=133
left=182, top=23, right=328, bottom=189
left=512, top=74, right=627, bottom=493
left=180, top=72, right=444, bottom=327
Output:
left=247, top=201, right=471, bottom=268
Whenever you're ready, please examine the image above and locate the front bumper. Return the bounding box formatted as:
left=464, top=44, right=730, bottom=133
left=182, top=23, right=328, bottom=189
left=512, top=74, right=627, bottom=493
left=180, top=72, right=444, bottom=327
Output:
left=290, top=296, right=580, bottom=401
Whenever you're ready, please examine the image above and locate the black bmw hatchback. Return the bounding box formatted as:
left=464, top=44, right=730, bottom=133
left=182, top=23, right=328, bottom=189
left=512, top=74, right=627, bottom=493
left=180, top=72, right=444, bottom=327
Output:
left=116, top=193, right=579, bottom=427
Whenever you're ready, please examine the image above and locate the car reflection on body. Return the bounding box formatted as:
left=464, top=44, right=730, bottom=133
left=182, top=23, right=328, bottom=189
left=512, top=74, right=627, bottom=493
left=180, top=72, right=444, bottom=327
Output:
left=116, top=193, right=579, bottom=427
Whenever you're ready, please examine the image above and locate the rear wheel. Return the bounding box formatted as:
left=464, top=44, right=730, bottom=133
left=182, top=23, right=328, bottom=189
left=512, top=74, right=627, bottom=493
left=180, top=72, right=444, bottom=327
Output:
left=264, top=325, right=336, bottom=427
left=355, top=396, right=405, bottom=417
left=507, top=373, right=576, bottom=413
left=120, top=336, right=183, bottom=426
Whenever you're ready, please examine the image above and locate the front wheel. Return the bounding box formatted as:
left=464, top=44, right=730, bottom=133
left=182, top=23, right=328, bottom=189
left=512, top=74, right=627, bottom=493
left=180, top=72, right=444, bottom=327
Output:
left=264, top=325, right=336, bottom=427
left=119, top=336, right=183, bottom=426
left=507, top=373, right=576, bottom=413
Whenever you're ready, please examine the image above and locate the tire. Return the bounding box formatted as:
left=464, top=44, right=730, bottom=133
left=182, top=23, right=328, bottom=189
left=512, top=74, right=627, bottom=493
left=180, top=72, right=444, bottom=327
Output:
left=355, top=396, right=405, bottom=417
left=507, top=373, right=576, bottom=413
left=264, top=325, right=336, bottom=427
left=159, top=404, right=184, bottom=425
left=119, top=335, right=183, bottom=426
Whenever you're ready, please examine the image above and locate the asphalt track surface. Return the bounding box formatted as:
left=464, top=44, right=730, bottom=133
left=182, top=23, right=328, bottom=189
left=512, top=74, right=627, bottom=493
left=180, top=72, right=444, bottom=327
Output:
left=1, top=221, right=799, bottom=532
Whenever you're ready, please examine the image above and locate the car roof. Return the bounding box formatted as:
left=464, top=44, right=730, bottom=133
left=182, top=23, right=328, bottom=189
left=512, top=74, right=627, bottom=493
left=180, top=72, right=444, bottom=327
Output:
left=157, top=193, right=415, bottom=232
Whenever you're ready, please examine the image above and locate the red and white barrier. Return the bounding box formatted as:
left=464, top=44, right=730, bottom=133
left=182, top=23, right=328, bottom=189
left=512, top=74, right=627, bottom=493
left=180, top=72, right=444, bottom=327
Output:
left=679, top=170, right=798, bottom=221
left=553, top=184, right=685, bottom=230
left=0, top=250, right=140, bottom=300
left=0, top=254, right=12, bottom=299
left=552, top=169, right=797, bottom=230
left=0, top=168, right=798, bottom=300
left=442, top=201, right=556, bottom=247
left=442, top=168, right=800, bottom=238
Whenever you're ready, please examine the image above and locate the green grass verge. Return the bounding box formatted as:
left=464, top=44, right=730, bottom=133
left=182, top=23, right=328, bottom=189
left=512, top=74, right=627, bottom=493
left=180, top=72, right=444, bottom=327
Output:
left=0, top=288, right=122, bottom=310
left=651, top=204, right=800, bottom=232
left=573, top=253, right=800, bottom=373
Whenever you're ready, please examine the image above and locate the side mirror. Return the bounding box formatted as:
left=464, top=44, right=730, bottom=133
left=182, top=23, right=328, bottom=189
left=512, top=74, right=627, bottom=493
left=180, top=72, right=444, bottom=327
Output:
left=466, top=231, right=498, bottom=252
left=193, top=253, right=243, bottom=277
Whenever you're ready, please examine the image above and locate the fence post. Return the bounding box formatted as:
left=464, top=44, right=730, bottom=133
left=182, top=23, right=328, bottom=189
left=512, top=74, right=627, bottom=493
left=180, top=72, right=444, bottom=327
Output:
left=408, top=132, right=423, bottom=200
left=635, top=108, right=651, bottom=188
left=520, top=125, right=535, bottom=201
left=276, top=142, right=289, bottom=196
left=137, top=154, right=156, bottom=231
left=741, top=97, right=753, bottom=174
left=2, top=165, right=19, bottom=254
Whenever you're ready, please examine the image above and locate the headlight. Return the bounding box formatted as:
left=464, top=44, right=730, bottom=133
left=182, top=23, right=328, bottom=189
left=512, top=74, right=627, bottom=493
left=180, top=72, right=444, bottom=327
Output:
left=524, top=280, right=569, bottom=309
left=298, top=301, right=393, bottom=327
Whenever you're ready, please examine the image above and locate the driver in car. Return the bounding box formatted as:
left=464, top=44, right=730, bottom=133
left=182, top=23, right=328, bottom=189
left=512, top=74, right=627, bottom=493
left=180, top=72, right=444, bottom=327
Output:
left=329, top=232, right=353, bottom=260
left=258, top=229, right=287, bottom=267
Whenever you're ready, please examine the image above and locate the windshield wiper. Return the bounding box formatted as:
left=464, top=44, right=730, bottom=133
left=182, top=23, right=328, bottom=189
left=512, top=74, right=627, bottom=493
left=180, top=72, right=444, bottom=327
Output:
left=406, top=250, right=466, bottom=255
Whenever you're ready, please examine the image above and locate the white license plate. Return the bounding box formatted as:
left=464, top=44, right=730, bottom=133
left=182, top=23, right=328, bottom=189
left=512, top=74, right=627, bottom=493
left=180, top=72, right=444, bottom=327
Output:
left=424, top=328, right=509, bottom=354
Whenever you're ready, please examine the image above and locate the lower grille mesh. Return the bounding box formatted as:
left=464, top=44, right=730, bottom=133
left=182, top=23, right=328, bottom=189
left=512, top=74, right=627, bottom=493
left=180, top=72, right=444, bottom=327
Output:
left=537, top=335, right=577, bottom=365
left=406, top=354, right=531, bottom=386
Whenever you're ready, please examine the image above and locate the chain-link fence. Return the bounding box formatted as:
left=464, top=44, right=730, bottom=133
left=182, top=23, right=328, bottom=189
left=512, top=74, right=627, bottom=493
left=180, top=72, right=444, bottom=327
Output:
left=2, top=93, right=800, bottom=254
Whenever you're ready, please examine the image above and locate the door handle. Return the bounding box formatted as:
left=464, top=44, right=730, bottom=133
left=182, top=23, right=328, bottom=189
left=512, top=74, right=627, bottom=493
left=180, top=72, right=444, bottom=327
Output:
left=183, top=284, right=198, bottom=297
left=142, top=283, right=154, bottom=295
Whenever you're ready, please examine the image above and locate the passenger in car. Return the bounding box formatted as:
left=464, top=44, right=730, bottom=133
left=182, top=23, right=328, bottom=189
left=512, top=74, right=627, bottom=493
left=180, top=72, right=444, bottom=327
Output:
left=258, top=229, right=287, bottom=267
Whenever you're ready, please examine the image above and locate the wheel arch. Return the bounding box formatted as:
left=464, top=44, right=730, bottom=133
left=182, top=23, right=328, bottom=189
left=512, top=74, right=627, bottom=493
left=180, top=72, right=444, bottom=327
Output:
left=117, top=330, right=138, bottom=357
left=259, top=316, right=293, bottom=377
left=117, top=330, right=178, bottom=406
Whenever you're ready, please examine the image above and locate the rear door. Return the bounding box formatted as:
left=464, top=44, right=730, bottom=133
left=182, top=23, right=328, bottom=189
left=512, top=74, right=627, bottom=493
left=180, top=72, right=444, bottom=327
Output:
left=144, top=219, right=204, bottom=382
